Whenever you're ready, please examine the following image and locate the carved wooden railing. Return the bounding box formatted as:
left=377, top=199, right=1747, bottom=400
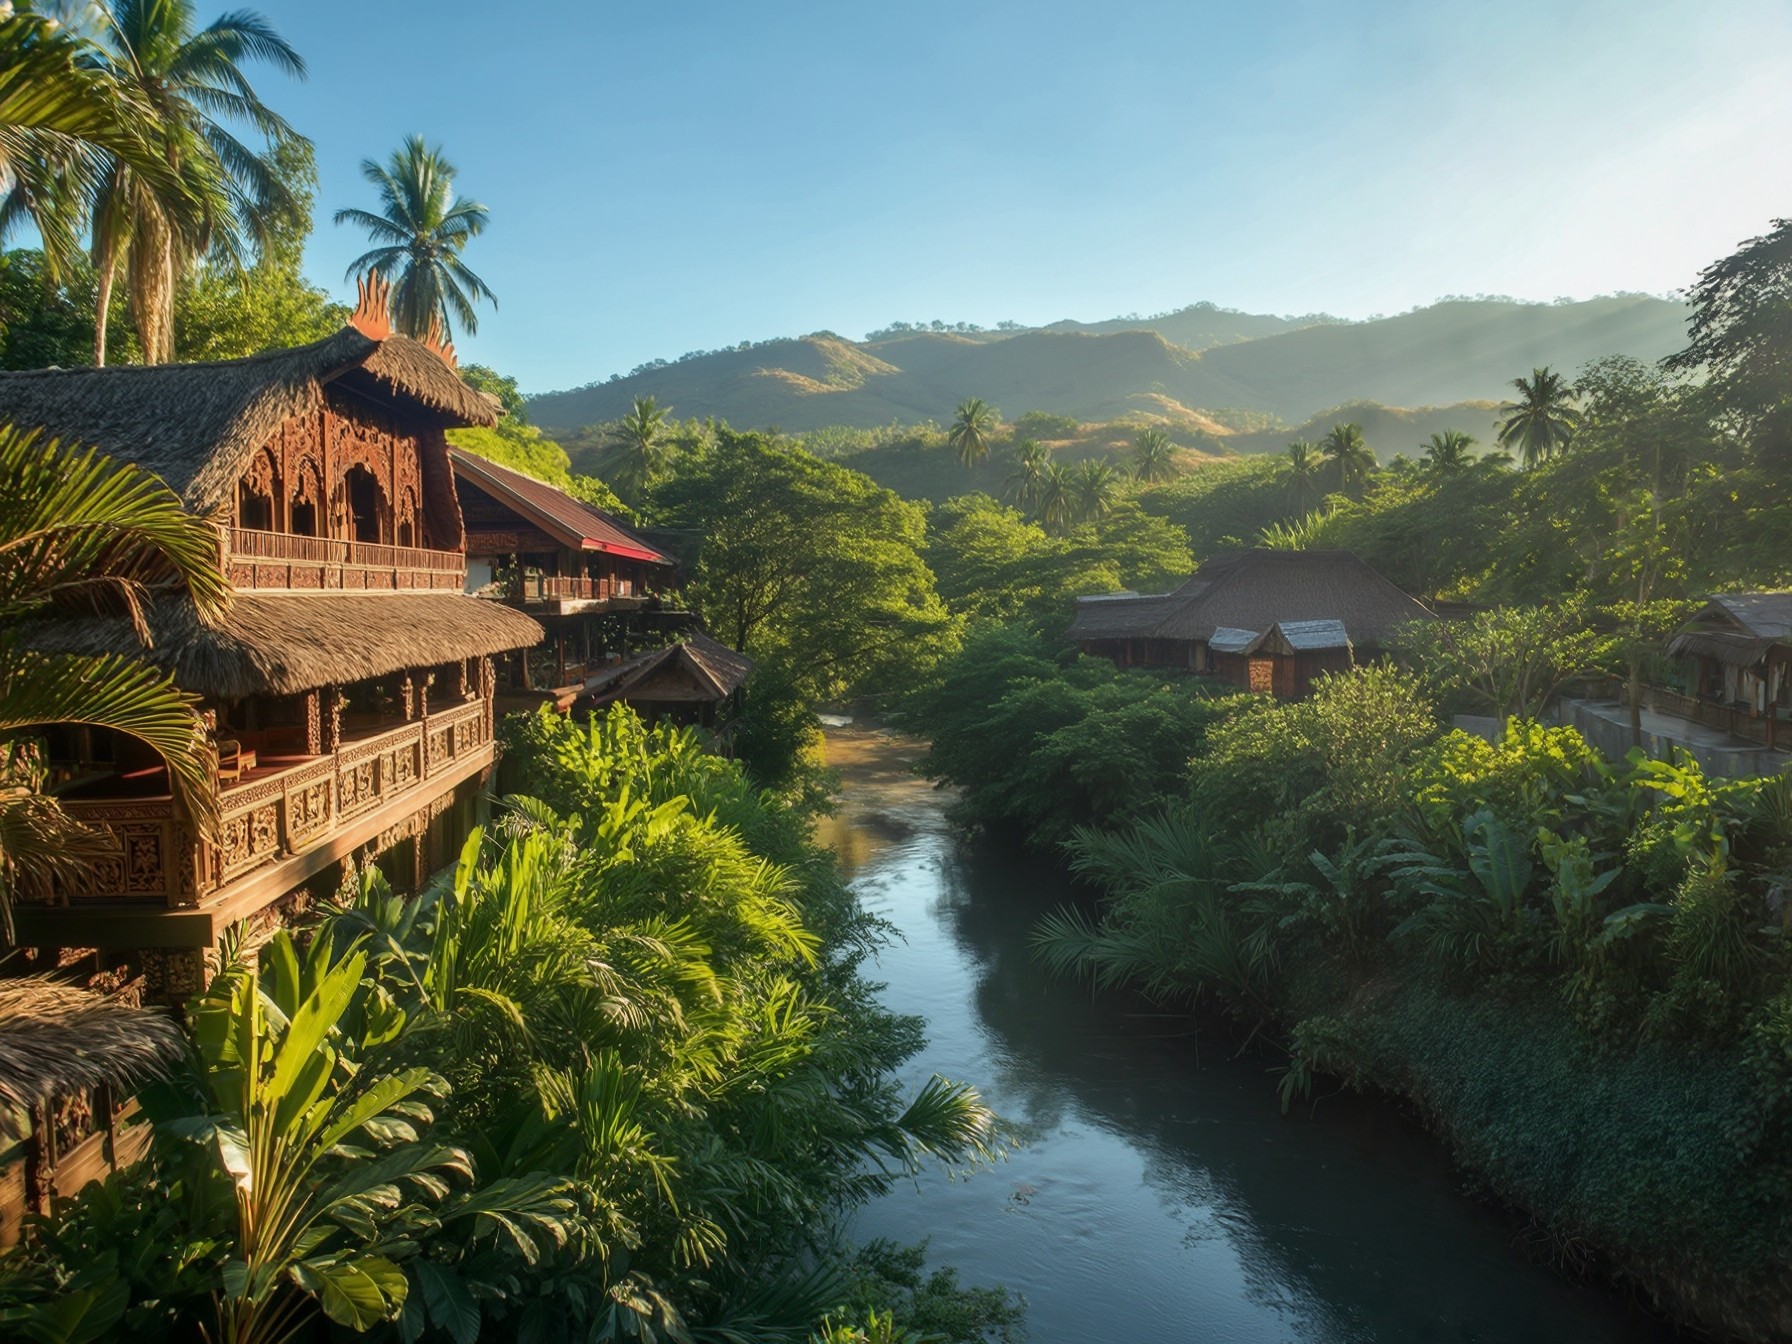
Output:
left=223, top=526, right=465, bottom=593
left=514, top=574, right=640, bottom=603
left=53, top=699, right=493, bottom=908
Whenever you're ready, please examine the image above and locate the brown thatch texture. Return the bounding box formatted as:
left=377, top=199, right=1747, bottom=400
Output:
left=0, top=978, right=186, bottom=1137
left=1065, top=593, right=1184, bottom=641
left=580, top=633, right=753, bottom=704
left=0, top=328, right=497, bottom=514
left=1145, top=550, right=1432, bottom=646
left=20, top=593, right=544, bottom=699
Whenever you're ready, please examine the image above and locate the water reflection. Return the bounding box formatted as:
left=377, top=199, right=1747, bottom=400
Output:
left=828, top=730, right=1683, bottom=1344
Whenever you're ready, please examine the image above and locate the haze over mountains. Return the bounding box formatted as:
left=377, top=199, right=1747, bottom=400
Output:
left=529, top=296, right=1691, bottom=441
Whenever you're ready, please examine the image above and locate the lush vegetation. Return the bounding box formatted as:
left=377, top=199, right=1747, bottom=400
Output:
left=1, top=707, right=1012, bottom=1342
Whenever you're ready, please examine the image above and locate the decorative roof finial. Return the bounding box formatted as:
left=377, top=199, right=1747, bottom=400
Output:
left=420, top=314, right=459, bottom=370
left=349, top=273, right=393, bottom=340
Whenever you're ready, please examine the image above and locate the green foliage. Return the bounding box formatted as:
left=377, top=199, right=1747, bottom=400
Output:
left=1190, top=665, right=1440, bottom=852
left=904, top=623, right=1246, bottom=848
left=652, top=428, right=959, bottom=703
left=6, top=707, right=1005, bottom=1342
left=833, top=1241, right=1024, bottom=1344
left=1396, top=600, right=1614, bottom=720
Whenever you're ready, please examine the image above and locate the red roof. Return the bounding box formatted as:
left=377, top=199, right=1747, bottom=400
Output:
left=448, top=447, right=671, bottom=565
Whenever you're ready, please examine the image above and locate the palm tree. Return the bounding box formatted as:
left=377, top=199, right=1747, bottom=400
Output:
left=611, top=394, right=669, bottom=495
left=1070, top=458, right=1120, bottom=526
left=1320, top=422, right=1375, bottom=493
left=1037, top=461, right=1075, bottom=535
left=0, top=425, right=230, bottom=935
left=1497, top=366, right=1581, bottom=469
left=947, top=397, right=998, bottom=468
left=81, top=0, right=309, bottom=365
left=0, top=11, right=165, bottom=279
left=335, top=136, right=495, bottom=341
left=1131, top=427, right=1178, bottom=482
left=1005, top=437, right=1051, bottom=512
left=1421, top=429, right=1476, bottom=473
left=1285, top=440, right=1323, bottom=513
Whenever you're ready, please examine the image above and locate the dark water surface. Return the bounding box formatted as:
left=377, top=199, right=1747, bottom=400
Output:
left=821, top=729, right=1684, bottom=1344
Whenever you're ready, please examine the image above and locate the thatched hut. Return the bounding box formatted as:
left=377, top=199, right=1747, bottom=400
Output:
left=1651, top=594, right=1792, bottom=749
left=0, top=977, right=186, bottom=1244
left=1068, top=549, right=1432, bottom=695
left=574, top=633, right=754, bottom=728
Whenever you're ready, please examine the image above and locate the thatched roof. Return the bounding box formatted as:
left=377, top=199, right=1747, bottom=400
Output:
left=579, top=633, right=753, bottom=706
left=1065, top=592, right=1185, bottom=641
left=21, top=592, right=543, bottom=699
left=1079, top=549, right=1432, bottom=647
left=0, top=327, right=498, bottom=513
left=1666, top=594, right=1792, bottom=668
left=0, top=978, right=187, bottom=1137
left=449, top=449, right=671, bottom=564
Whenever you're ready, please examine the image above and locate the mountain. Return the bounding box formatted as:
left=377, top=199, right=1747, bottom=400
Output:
left=528, top=295, right=1689, bottom=437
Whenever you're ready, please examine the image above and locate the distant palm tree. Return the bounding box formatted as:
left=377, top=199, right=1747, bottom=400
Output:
left=611, top=395, right=669, bottom=495
left=1006, top=438, right=1051, bottom=513
left=1037, top=461, right=1075, bottom=535
left=336, top=136, right=495, bottom=341
left=1285, top=440, right=1323, bottom=512
left=1421, top=429, right=1476, bottom=472
left=948, top=398, right=998, bottom=468
left=1070, top=458, right=1120, bottom=525
left=1497, top=366, right=1581, bottom=469
left=1131, top=427, right=1178, bottom=483
left=1320, top=423, right=1375, bottom=492
left=82, top=0, right=309, bottom=364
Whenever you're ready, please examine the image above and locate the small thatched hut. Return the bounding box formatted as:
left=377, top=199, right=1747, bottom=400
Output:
left=0, top=977, right=186, bottom=1243
left=1068, top=549, right=1433, bottom=695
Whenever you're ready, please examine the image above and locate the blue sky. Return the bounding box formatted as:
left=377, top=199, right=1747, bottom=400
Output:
left=245, top=0, right=1792, bottom=393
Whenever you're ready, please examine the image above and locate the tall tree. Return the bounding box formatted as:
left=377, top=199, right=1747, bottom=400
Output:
left=1496, top=366, right=1581, bottom=469
left=948, top=397, right=998, bottom=468
left=1320, top=422, right=1375, bottom=493
left=0, top=426, right=230, bottom=935
left=652, top=430, right=957, bottom=701
left=1005, top=437, right=1051, bottom=513
left=1130, top=427, right=1178, bottom=483
left=1666, top=217, right=1792, bottom=461
left=1070, top=458, right=1120, bottom=525
left=81, top=0, right=309, bottom=365
left=1285, top=440, right=1323, bottom=513
left=1421, top=429, right=1476, bottom=473
left=610, top=393, right=669, bottom=497
left=1037, top=461, right=1075, bottom=536
left=335, top=136, right=495, bottom=341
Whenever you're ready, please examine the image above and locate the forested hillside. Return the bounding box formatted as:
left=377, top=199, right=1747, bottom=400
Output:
left=529, top=295, right=1688, bottom=435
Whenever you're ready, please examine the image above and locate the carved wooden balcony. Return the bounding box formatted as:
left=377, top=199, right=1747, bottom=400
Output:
left=27, top=698, right=494, bottom=947
left=224, top=526, right=465, bottom=593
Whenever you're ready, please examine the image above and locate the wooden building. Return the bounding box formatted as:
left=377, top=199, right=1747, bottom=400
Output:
left=1068, top=549, right=1432, bottom=696
left=573, top=633, right=753, bottom=729
left=0, top=305, right=543, bottom=989
left=0, top=978, right=184, bottom=1245
left=449, top=447, right=685, bottom=694
left=1646, top=594, right=1792, bottom=749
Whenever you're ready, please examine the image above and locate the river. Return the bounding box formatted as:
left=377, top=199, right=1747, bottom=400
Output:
left=818, top=726, right=1685, bottom=1344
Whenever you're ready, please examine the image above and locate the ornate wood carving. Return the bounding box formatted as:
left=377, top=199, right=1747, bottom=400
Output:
left=304, top=690, right=322, bottom=755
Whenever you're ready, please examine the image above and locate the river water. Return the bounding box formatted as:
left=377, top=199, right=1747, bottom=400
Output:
left=819, top=727, right=1685, bottom=1344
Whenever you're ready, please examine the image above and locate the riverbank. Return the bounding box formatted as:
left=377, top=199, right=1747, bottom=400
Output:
left=820, top=723, right=1689, bottom=1344
left=904, top=648, right=1792, bottom=1343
